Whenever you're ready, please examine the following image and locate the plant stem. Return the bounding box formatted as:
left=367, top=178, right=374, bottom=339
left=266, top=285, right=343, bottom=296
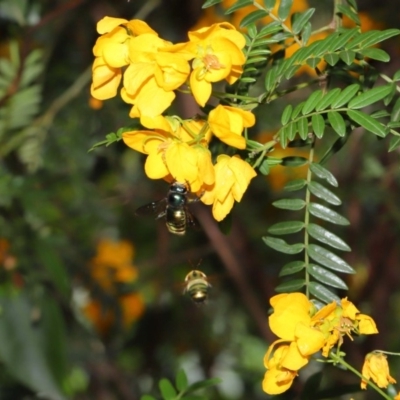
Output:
left=304, top=137, right=315, bottom=298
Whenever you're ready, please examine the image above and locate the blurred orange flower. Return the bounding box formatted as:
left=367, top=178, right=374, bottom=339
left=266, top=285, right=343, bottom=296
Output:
left=82, top=238, right=144, bottom=336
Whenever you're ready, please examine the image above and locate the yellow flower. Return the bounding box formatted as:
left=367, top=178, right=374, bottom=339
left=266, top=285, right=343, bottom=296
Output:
left=122, top=117, right=213, bottom=192
left=121, top=34, right=190, bottom=121
left=394, top=391, right=400, bottom=400
left=91, top=17, right=158, bottom=100
left=361, top=352, right=397, bottom=390
left=168, top=23, right=246, bottom=106
left=89, top=239, right=138, bottom=292
left=201, top=155, right=256, bottom=221
left=83, top=293, right=144, bottom=336
left=208, top=105, right=255, bottom=149
left=263, top=345, right=298, bottom=395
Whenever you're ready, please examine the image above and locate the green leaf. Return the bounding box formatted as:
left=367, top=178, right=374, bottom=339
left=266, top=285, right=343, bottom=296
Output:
left=307, top=244, right=355, bottom=273
left=308, top=202, right=349, bottom=225
left=275, top=279, right=305, bottom=292
left=240, top=10, right=269, bottom=27
left=287, top=121, right=297, bottom=141
left=176, top=369, right=188, bottom=392
left=336, top=4, right=359, bottom=25
left=311, top=114, right=325, bottom=138
left=283, top=178, right=307, bottom=191
left=281, top=104, right=293, bottom=125
left=263, top=236, right=304, bottom=254
left=225, top=0, right=253, bottom=14
left=307, top=223, right=351, bottom=251
left=328, top=111, right=346, bottom=137
left=264, top=0, right=276, bottom=10
left=297, top=116, right=309, bottom=139
left=347, top=109, right=387, bottom=137
left=315, top=89, right=341, bottom=111
left=331, top=84, right=360, bottom=108
left=281, top=156, right=308, bottom=166
left=393, top=69, right=400, bottom=82
left=302, top=90, right=323, bottom=115
left=159, top=379, right=177, bottom=400
left=141, top=396, right=157, bottom=400
left=278, top=0, right=293, bottom=20
left=268, top=221, right=305, bottom=235
left=306, top=57, right=321, bottom=69
left=359, top=47, right=390, bottom=62
left=0, top=292, right=67, bottom=399
left=308, top=282, right=340, bottom=303
left=391, top=97, right=400, bottom=122
left=273, top=198, right=306, bottom=210
left=292, top=101, right=305, bottom=119
left=347, top=29, right=400, bottom=50
left=339, top=50, right=355, bottom=65
left=279, top=260, right=305, bottom=276
left=265, top=66, right=278, bottom=91
left=301, top=21, right=312, bottom=44
left=291, top=9, right=315, bottom=35
left=348, top=85, right=393, bottom=109
left=327, top=28, right=359, bottom=52
left=309, top=163, right=338, bottom=187
left=308, top=264, right=348, bottom=289
left=202, top=0, right=223, bottom=7
left=308, top=181, right=341, bottom=205
left=388, top=136, right=400, bottom=152
left=185, top=378, right=222, bottom=394
left=259, top=159, right=270, bottom=175
left=324, top=53, right=340, bottom=66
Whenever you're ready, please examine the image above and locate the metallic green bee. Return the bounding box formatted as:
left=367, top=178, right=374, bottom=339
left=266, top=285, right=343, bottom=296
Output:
left=135, top=182, right=199, bottom=235
left=184, top=270, right=211, bottom=304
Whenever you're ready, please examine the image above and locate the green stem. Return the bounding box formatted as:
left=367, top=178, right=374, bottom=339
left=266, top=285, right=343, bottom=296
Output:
left=304, top=137, right=315, bottom=299
left=329, top=352, right=393, bottom=400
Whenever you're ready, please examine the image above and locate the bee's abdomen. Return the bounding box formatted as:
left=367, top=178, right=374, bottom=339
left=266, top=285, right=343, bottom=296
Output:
left=166, top=208, right=186, bottom=235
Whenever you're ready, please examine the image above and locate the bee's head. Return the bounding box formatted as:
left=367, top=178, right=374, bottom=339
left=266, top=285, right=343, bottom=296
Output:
left=170, top=182, right=188, bottom=195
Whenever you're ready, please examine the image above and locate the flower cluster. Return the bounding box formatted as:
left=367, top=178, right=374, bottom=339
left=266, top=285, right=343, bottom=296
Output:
left=82, top=239, right=144, bottom=336
left=91, top=17, right=257, bottom=221
left=262, top=293, right=378, bottom=395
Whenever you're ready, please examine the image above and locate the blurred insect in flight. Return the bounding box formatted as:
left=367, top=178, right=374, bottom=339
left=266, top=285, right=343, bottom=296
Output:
left=135, top=182, right=200, bottom=235
left=184, top=270, right=211, bottom=304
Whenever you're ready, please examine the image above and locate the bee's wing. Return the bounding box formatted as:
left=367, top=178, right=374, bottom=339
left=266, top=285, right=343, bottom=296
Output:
left=135, top=198, right=167, bottom=219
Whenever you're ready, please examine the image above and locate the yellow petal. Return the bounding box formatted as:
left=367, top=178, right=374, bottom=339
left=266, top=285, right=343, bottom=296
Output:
left=357, top=314, right=378, bottom=334
left=281, top=341, right=309, bottom=370
left=165, top=142, right=198, bottom=185
left=122, top=131, right=156, bottom=153
left=145, top=151, right=169, bottom=179
left=91, top=58, right=121, bottom=100
left=96, top=16, right=128, bottom=34
left=125, top=19, right=158, bottom=36
left=262, top=367, right=296, bottom=395
left=295, top=322, right=325, bottom=356
left=269, top=293, right=312, bottom=341
left=190, top=68, right=212, bottom=106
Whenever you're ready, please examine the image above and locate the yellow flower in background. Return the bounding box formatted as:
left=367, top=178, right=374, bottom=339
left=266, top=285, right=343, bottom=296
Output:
left=208, top=105, right=255, bottom=149
left=361, top=352, right=396, bottom=389
left=89, top=239, right=138, bottom=292
left=83, top=292, right=144, bottom=336
left=167, top=23, right=246, bottom=106
left=201, top=155, right=256, bottom=221
left=83, top=238, right=144, bottom=337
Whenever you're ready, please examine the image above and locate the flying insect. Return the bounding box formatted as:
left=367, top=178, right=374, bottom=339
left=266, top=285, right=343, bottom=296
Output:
left=135, top=182, right=199, bottom=236
left=184, top=270, right=211, bottom=304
